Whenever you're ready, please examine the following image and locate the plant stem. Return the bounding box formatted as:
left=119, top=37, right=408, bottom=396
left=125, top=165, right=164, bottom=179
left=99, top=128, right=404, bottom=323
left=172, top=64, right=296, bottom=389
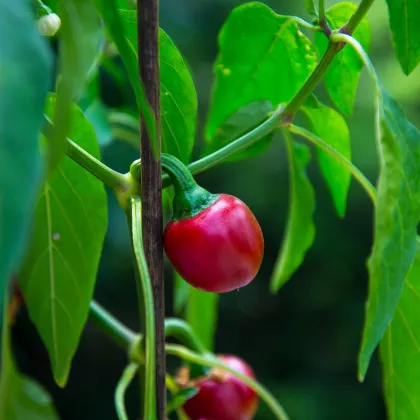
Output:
left=283, top=43, right=338, bottom=117
left=165, top=344, right=290, bottom=420
left=161, top=106, right=285, bottom=187
left=89, top=300, right=137, bottom=350
left=131, top=196, right=157, bottom=420
left=42, top=116, right=128, bottom=191
left=115, top=363, right=139, bottom=420
left=291, top=17, right=322, bottom=32
left=342, top=0, right=375, bottom=35
left=319, top=0, right=326, bottom=23
left=289, top=125, right=377, bottom=204
left=164, top=318, right=207, bottom=355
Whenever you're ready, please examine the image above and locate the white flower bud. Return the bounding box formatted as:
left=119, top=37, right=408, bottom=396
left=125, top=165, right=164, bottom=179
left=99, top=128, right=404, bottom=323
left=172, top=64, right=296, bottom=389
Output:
left=37, top=13, right=61, bottom=37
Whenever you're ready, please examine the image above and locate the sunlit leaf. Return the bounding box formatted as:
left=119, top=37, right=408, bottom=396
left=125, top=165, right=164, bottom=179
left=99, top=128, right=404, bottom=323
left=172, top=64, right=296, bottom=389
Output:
left=270, top=137, right=315, bottom=292
left=0, top=0, right=52, bottom=322
left=315, top=2, right=371, bottom=115
left=206, top=1, right=317, bottom=140
left=302, top=95, right=351, bottom=217
left=358, top=89, right=420, bottom=381
left=19, top=94, right=108, bottom=387
left=49, top=0, right=102, bottom=171
left=384, top=0, right=420, bottom=75
left=204, top=101, right=274, bottom=162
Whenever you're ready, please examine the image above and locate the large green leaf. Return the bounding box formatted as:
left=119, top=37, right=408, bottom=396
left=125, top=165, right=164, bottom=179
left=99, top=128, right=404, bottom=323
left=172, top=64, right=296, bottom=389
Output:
left=385, top=0, right=420, bottom=75
left=173, top=272, right=191, bottom=315
left=204, top=101, right=274, bottom=162
left=0, top=301, right=58, bottom=420
left=302, top=95, right=351, bottom=217
left=381, top=245, right=420, bottom=419
left=305, top=0, right=317, bottom=17
left=19, top=94, right=108, bottom=387
left=270, top=137, right=315, bottom=292
left=186, top=290, right=218, bottom=352
left=97, top=0, right=157, bottom=153
left=0, top=0, right=51, bottom=321
left=315, top=2, right=371, bottom=115
left=358, top=89, right=420, bottom=381
left=117, top=10, right=198, bottom=163
left=205, top=1, right=317, bottom=140
left=49, top=0, right=102, bottom=172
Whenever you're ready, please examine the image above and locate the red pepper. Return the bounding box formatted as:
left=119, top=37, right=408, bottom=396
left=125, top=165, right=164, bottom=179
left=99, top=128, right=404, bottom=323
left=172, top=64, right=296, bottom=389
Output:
left=161, top=154, right=264, bottom=293
left=179, top=354, right=258, bottom=420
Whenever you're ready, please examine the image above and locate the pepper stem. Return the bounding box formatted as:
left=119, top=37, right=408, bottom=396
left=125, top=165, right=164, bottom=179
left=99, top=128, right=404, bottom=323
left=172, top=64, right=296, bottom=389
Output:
left=161, top=154, right=218, bottom=221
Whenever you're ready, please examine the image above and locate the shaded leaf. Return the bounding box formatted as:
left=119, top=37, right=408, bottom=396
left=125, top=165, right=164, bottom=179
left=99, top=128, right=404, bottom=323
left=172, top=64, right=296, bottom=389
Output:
left=174, top=272, right=191, bottom=315
left=305, top=0, right=317, bottom=17
left=118, top=10, right=197, bottom=163
left=385, top=0, right=420, bottom=75
left=381, top=244, right=420, bottom=419
left=0, top=0, right=52, bottom=323
left=97, top=0, right=157, bottom=155
left=0, top=300, right=58, bottom=420
left=19, top=94, right=108, bottom=387
left=205, top=1, right=317, bottom=140
left=205, top=101, right=274, bottom=162
left=302, top=95, right=351, bottom=217
left=358, top=89, right=420, bottom=381
left=270, top=138, right=315, bottom=292
left=315, top=2, right=371, bottom=115
left=49, top=0, right=102, bottom=171
left=186, top=290, right=218, bottom=352
left=84, top=100, right=113, bottom=147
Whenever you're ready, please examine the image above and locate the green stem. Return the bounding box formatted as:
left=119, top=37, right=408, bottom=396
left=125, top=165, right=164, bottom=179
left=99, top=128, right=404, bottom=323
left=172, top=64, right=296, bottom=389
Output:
left=329, top=33, right=379, bottom=85
left=165, top=344, right=290, bottom=420
left=36, top=0, right=52, bottom=15
left=319, top=0, right=326, bottom=24
left=42, top=116, right=129, bottom=191
left=160, top=154, right=218, bottom=220
left=131, top=196, right=157, bottom=420
left=115, top=363, right=139, bottom=420
left=162, top=105, right=285, bottom=188
left=289, top=125, right=377, bottom=204
left=291, top=17, right=322, bottom=32
left=164, top=318, right=207, bottom=354
left=342, top=0, right=375, bottom=35
left=283, top=43, right=339, bottom=116
left=89, top=300, right=137, bottom=350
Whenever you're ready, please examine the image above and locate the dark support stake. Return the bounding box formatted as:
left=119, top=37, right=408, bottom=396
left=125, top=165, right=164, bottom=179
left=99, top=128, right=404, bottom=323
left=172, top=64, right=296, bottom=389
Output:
left=137, top=0, right=166, bottom=418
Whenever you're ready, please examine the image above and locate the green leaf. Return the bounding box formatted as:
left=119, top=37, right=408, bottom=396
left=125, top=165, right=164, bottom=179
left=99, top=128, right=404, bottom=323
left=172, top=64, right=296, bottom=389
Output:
left=118, top=10, right=198, bottom=163
left=314, top=2, right=371, bottom=115
left=49, top=0, right=102, bottom=172
left=204, top=101, right=274, bottom=162
left=305, top=0, right=317, bottom=17
left=173, top=272, right=192, bottom=315
left=167, top=387, right=198, bottom=414
left=0, top=0, right=52, bottom=320
left=358, top=89, right=420, bottom=381
left=270, top=137, right=315, bottom=292
left=302, top=95, right=351, bottom=217
left=186, top=290, right=218, bottom=352
left=385, top=0, right=420, bottom=75
left=98, top=0, right=158, bottom=156
left=84, top=100, right=113, bottom=147
left=0, top=301, right=58, bottom=420
left=381, top=244, right=420, bottom=419
left=19, top=94, right=108, bottom=387
left=205, top=1, right=317, bottom=140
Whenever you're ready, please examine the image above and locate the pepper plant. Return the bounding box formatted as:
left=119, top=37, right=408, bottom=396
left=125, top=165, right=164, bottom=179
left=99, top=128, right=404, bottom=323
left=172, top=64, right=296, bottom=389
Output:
left=1, top=0, right=420, bottom=418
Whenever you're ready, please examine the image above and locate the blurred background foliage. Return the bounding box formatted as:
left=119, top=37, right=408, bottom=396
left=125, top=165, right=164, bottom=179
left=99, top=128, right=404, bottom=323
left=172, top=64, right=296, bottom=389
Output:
left=12, top=0, right=420, bottom=418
